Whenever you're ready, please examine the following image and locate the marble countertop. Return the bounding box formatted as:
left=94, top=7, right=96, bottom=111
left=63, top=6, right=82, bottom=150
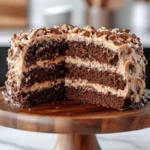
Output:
left=0, top=126, right=149, bottom=150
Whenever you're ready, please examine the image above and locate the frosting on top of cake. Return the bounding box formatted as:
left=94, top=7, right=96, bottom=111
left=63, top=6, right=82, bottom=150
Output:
left=10, top=24, right=143, bottom=50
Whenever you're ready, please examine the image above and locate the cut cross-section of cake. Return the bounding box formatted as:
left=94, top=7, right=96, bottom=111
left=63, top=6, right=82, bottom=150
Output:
left=2, top=24, right=148, bottom=110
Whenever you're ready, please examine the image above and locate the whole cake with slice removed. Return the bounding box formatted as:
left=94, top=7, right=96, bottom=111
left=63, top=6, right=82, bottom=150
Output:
left=2, top=24, right=148, bottom=110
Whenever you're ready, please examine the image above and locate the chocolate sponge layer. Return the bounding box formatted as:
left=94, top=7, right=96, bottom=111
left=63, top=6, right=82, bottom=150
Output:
left=25, top=40, right=119, bottom=67
left=25, top=40, right=68, bottom=67
left=22, top=62, right=67, bottom=87
left=66, top=86, right=130, bottom=110
left=20, top=82, right=65, bottom=107
left=67, top=41, right=119, bottom=66
left=66, top=63, right=126, bottom=90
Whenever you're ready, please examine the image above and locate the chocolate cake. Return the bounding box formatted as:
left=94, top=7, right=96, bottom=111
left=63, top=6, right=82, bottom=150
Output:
left=2, top=24, right=148, bottom=110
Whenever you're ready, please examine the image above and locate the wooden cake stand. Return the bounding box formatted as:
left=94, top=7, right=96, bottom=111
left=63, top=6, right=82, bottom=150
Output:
left=0, top=87, right=150, bottom=150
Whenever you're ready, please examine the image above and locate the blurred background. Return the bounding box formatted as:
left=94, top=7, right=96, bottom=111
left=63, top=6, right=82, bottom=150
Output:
left=0, top=0, right=150, bottom=87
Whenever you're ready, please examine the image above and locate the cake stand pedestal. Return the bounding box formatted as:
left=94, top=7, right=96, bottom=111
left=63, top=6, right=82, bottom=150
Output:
left=0, top=87, right=150, bottom=150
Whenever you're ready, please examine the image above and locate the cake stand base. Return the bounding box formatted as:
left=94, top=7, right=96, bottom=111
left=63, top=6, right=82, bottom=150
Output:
left=54, top=134, right=101, bottom=150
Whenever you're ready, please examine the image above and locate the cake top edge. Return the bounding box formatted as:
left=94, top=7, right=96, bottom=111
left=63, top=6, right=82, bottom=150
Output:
left=10, top=24, right=142, bottom=48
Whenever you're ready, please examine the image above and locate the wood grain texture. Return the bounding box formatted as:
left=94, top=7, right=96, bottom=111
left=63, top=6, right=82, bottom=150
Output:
left=54, top=134, right=101, bottom=150
left=0, top=87, right=150, bottom=134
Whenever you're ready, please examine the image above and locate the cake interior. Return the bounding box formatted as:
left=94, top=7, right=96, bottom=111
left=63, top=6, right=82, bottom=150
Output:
left=20, top=38, right=130, bottom=109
